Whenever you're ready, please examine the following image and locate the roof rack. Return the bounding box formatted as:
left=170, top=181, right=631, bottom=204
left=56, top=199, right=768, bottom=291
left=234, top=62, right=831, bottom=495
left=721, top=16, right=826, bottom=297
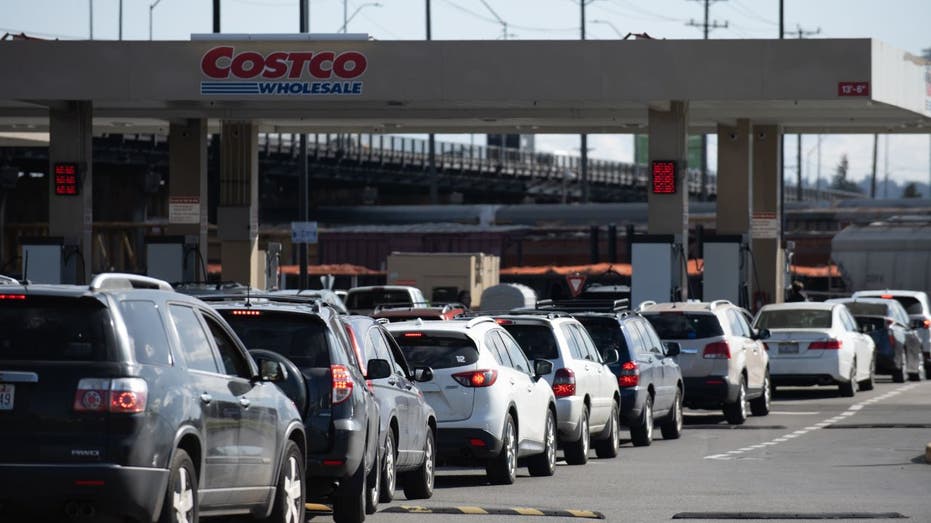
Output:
left=535, top=298, right=630, bottom=313
left=709, top=300, right=733, bottom=309
left=636, top=300, right=657, bottom=311
left=505, top=309, right=574, bottom=319
left=465, top=316, right=496, bottom=329
left=0, top=274, right=19, bottom=285
left=90, top=273, right=173, bottom=292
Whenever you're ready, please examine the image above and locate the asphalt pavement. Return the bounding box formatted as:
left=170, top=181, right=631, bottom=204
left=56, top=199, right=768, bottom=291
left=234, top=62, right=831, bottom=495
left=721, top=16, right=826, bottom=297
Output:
left=306, top=375, right=931, bottom=523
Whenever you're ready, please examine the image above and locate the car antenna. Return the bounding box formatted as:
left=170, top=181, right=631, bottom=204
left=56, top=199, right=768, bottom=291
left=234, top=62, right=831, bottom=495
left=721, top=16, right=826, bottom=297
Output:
left=246, top=283, right=252, bottom=307
left=22, top=251, right=28, bottom=287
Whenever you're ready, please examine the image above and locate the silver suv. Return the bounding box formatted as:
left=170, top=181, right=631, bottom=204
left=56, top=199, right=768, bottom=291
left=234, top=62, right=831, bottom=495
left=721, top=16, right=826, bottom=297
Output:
left=641, top=301, right=772, bottom=425
left=494, top=313, right=622, bottom=463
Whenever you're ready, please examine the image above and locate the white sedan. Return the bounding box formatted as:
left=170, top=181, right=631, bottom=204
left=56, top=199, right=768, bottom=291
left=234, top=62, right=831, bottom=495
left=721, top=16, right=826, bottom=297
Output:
left=753, top=302, right=876, bottom=397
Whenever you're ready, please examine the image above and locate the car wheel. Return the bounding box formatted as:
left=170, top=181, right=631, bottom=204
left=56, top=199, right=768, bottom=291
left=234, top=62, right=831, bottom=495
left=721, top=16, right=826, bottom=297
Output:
left=528, top=409, right=557, bottom=476
left=595, top=402, right=621, bottom=458
left=630, top=394, right=654, bottom=446
left=486, top=414, right=517, bottom=485
left=839, top=362, right=857, bottom=398
left=402, top=428, right=435, bottom=499
left=750, top=372, right=772, bottom=416
left=158, top=449, right=197, bottom=523
left=859, top=356, right=876, bottom=391
left=268, top=441, right=306, bottom=523
left=378, top=430, right=396, bottom=503
left=333, top=458, right=367, bottom=523
left=564, top=407, right=591, bottom=464
left=909, top=360, right=925, bottom=382
left=893, top=354, right=907, bottom=383
left=723, top=377, right=749, bottom=425
left=661, top=389, right=684, bottom=440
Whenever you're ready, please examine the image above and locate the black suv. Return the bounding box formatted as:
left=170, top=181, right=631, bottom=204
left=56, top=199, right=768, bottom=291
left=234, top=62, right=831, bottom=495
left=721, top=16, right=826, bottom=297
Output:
left=0, top=274, right=306, bottom=523
left=342, top=315, right=437, bottom=502
left=575, top=312, right=685, bottom=447
left=211, top=297, right=380, bottom=523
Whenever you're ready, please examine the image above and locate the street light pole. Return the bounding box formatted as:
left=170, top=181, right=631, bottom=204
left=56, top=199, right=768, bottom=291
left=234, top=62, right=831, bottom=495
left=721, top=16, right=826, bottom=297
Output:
left=580, top=0, right=589, bottom=202
left=591, top=19, right=622, bottom=38
left=118, top=0, right=123, bottom=40
left=149, top=0, right=164, bottom=41
left=89, top=0, right=94, bottom=39
left=338, top=3, right=382, bottom=33
left=427, top=0, right=439, bottom=204
left=299, top=0, right=309, bottom=289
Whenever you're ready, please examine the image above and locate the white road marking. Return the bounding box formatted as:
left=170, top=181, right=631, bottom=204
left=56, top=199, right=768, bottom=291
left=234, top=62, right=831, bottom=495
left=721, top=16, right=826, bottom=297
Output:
left=769, top=411, right=821, bottom=415
left=704, top=383, right=920, bottom=460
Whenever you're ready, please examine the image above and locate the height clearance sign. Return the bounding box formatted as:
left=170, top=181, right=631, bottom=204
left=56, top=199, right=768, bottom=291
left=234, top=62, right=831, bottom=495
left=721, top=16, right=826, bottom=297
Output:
left=200, top=47, right=367, bottom=96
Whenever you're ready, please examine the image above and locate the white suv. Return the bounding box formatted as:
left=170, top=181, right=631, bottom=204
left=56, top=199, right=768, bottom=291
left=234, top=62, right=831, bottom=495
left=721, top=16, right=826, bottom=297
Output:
left=852, top=290, right=931, bottom=370
left=494, top=313, right=622, bottom=464
left=641, top=301, right=771, bottom=425
left=385, top=317, right=557, bottom=484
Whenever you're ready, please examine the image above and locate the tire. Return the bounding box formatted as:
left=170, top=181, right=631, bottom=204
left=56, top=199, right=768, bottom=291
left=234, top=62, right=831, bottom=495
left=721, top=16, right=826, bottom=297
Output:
left=630, top=395, right=654, bottom=446
left=158, top=449, right=197, bottom=523
left=750, top=372, right=772, bottom=416
left=378, top=430, right=396, bottom=503
left=723, top=377, right=749, bottom=425
left=893, top=357, right=907, bottom=383
left=333, top=458, right=366, bottom=523
left=595, top=402, right=621, bottom=458
left=528, top=409, right=557, bottom=476
left=564, top=408, right=591, bottom=464
left=268, top=441, right=306, bottom=523
left=838, top=362, right=857, bottom=398
left=859, top=357, right=875, bottom=391
left=402, top=428, right=435, bottom=499
left=486, top=414, right=517, bottom=485
left=908, top=361, right=925, bottom=382
left=660, top=389, right=684, bottom=440
left=364, top=446, right=379, bottom=516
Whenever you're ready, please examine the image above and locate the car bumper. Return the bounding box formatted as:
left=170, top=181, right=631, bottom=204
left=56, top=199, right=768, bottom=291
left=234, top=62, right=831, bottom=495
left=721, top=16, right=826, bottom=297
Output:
left=682, top=377, right=740, bottom=408
left=0, top=463, right=168, bottom=522
left=307, top=419, right=367, bottom=482
left=554, top=396, right=586, bottom=440
left=619, top=388, right=646, bottom=426
left=435, top=428, right=503, bottom=461
left=771, top=357, right=845, bottom=383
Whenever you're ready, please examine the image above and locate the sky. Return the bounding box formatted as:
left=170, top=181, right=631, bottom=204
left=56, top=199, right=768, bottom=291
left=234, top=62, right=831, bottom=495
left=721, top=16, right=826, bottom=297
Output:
left=3, top=0, right=931, bottom=188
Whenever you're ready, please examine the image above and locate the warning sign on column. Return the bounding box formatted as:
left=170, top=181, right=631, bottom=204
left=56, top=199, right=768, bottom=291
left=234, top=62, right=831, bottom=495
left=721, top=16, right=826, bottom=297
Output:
left=751, top=211, right=779, bottom=239
left=169, top=196, right=201, bottom=224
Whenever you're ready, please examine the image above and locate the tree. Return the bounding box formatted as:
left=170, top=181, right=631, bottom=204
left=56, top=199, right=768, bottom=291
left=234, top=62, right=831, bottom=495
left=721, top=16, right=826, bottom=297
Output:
left=831, top=154, right=862, bottom=193
left=903, top=182, right=922, bottom=198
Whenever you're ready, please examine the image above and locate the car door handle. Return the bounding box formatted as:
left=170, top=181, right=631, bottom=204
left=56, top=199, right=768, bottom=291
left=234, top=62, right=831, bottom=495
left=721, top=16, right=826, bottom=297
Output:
left=387, top=378, right=398, bottom=386
left=239, top=398, right=251, bottom=409
left=509, top=378, right=517, bottom=386
left=584, top=365, right=591, bottom=372
left=200, top=393, right=212, bottom=405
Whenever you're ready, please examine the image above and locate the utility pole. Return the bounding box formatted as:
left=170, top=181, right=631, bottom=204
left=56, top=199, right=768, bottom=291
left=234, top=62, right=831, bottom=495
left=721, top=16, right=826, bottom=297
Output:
left=870, top=133, right=879, bottom=198
left=213, top=0, right=221, bottom=33
left=118, top=0, right=123, bottom=40
left=298, top=0, right=309, bottom=289
left=579, top=0, right=593, bottom=202
left=89, top=0, right=94, bottom=39
left=686, top=0, right=727, bottom=201
left=883, top=135, right=889, bottom=198
left=786, top=25, right=820, bottom=201
left=427, top=0, right=439, bottom=204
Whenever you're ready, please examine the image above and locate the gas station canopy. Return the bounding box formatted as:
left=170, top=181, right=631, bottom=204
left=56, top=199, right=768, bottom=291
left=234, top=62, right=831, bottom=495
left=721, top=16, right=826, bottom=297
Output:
left=0, top=38, right=928, bottom=134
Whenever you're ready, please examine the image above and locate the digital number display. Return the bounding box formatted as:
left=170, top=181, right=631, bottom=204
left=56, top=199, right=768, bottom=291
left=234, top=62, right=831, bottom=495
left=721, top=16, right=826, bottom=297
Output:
left=54, top=163, right=80, bottom=196
left=651, top=161, right=676, bottom=194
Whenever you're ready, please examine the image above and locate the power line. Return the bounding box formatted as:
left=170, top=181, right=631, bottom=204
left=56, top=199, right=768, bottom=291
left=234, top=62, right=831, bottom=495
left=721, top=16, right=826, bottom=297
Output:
left=785, top=23, right=821, bottom=39
left=727, top=0, right=777, bottom=26
left=685, top=0, right=728, bottom=39
left=611, top=0, right=686, bottom=23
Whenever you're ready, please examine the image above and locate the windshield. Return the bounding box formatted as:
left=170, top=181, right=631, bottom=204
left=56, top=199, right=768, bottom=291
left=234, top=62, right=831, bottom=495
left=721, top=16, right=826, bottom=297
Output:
left=347, top=290, right=417, bottom=310
left=221, top=311, right=332, bottom=368
left=392, top=333, right=479, bottom=369
left=0, top=297, right=114, bottom=362
left=500, top=324, right=559, bottom=360
left=755, top=309, right=833, bottom=330
left=642, top=312, right=723, bottom=340
left=575, top=317, right=632, bottom=363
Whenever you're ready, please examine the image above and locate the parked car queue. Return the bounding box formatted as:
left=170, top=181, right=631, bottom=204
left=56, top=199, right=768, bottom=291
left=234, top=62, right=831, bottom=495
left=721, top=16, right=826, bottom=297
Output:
left=2, top=275, right=923, bottom=523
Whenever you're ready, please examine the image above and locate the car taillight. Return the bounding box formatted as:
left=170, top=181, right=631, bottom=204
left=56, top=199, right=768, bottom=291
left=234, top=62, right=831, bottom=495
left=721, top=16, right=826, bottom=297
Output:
left=452, top=370, right=498, bottom=388
left=331, top=364, right=354, bottom=404
left=889, top=334, right=896, bottom=347
left=495, top=319, right=513, bottom=325
left=923, top=319, right=931, bottom=329
left=703, top=341, right=731, bottom=359
left=230, top=310, right=260, bottom=316
left=617, top=361, right=639, bottom=388
left=809, top=339, right=843, bottom=350
left=552, top=368, right=576, bottom=398
left=74, top=378, right=147, bottom=414
left=0, top=294, right=26, bottom=300
left=343, top=325, right=366, bottom=375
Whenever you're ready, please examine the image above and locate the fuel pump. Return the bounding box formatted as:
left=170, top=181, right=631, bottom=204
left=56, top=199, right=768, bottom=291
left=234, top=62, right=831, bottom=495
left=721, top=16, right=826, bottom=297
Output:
left=21, top=237, right=68, bottom=284
left=146, top=236, right=201, bottom=284
left=630, top=234, right=677, bottom=308
left=702, top=234, right=748, bottom=308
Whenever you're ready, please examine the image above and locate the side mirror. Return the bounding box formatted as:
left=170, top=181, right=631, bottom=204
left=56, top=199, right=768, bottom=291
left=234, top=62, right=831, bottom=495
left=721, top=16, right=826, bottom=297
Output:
left=366, top=358, right=392, bottom=380
left=411, top=367, right=434, bottom=382
left=601, top=349, right=619, bottom=365
left=755, top=328, right=771, bottom=341
left=257, top=358, right=287, bottom=382
left=534, top=359, right=553, bottom=379
left=664, top=342, right=681, bottom=357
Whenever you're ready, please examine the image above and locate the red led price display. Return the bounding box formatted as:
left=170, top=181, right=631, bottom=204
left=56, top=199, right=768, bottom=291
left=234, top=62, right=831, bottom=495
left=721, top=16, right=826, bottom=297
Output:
left=54, top=163, right=81, bottom=196
left=651, top=160, right=676, bottom=194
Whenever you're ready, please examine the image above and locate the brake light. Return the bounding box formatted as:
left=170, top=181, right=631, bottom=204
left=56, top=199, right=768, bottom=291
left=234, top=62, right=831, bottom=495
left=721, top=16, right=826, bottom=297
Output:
left=809, top=339, right=843, bottom=350
left=74, top=378, right=147, bottom=414
left=0, top=294, right=25, bottom=300
left=452, top=370, right=498, bottom=388
left=886, top=318, right=894, bottom=327
left=617, top=361, right=639, bottom=388
left=923, top=319, right=931, bottom=329
left=880, top=294, right=894, bottom=299
left=889, top=334, right=896, bottom=347
left=469, top=438, right=487, bottom=447
left=495, top=319, right=514, bottom=325
left=703, top=341, right=731, bottom=359
left=331, top=365, right=353, bottom=404
left=343, top=325, right=366, bottom=375
left=552, top=368, right=576, bottom=397
left=403, top=332, right=424, bottom=337
left=230, top=310, right=261, bottom=316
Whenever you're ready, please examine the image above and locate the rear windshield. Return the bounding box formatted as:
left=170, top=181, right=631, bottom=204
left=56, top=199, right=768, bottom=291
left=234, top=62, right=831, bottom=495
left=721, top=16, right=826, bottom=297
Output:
left=0, top=297, right=114, bottom=361
left=891, top=297, right=923, bottom=315
left=642, top=312, right=723, bottom=340
left=221, top=311, right=332, bottom=368
left=347, top=290, right=414, bottom=310
left=500, top=324, right=559, bottom=360
left=575, top=318, right=632, bottom=363
left=755, top=309, right=833, bottom=330
left=854, top=316, right=885, bottom=333
left=392, top=333, right=479, bottom=369
left=843, top=302, right=887, bottom=316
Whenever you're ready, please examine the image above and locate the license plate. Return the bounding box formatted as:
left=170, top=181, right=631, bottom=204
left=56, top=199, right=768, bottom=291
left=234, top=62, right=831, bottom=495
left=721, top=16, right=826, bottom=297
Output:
left=779, top=343, right=799, bottom=354
left=0, top=384, right=14, bottom=410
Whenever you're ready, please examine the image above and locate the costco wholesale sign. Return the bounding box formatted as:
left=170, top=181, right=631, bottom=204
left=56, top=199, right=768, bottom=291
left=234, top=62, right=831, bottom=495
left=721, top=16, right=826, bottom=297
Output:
left=200, top=46, right=367, bottom=96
